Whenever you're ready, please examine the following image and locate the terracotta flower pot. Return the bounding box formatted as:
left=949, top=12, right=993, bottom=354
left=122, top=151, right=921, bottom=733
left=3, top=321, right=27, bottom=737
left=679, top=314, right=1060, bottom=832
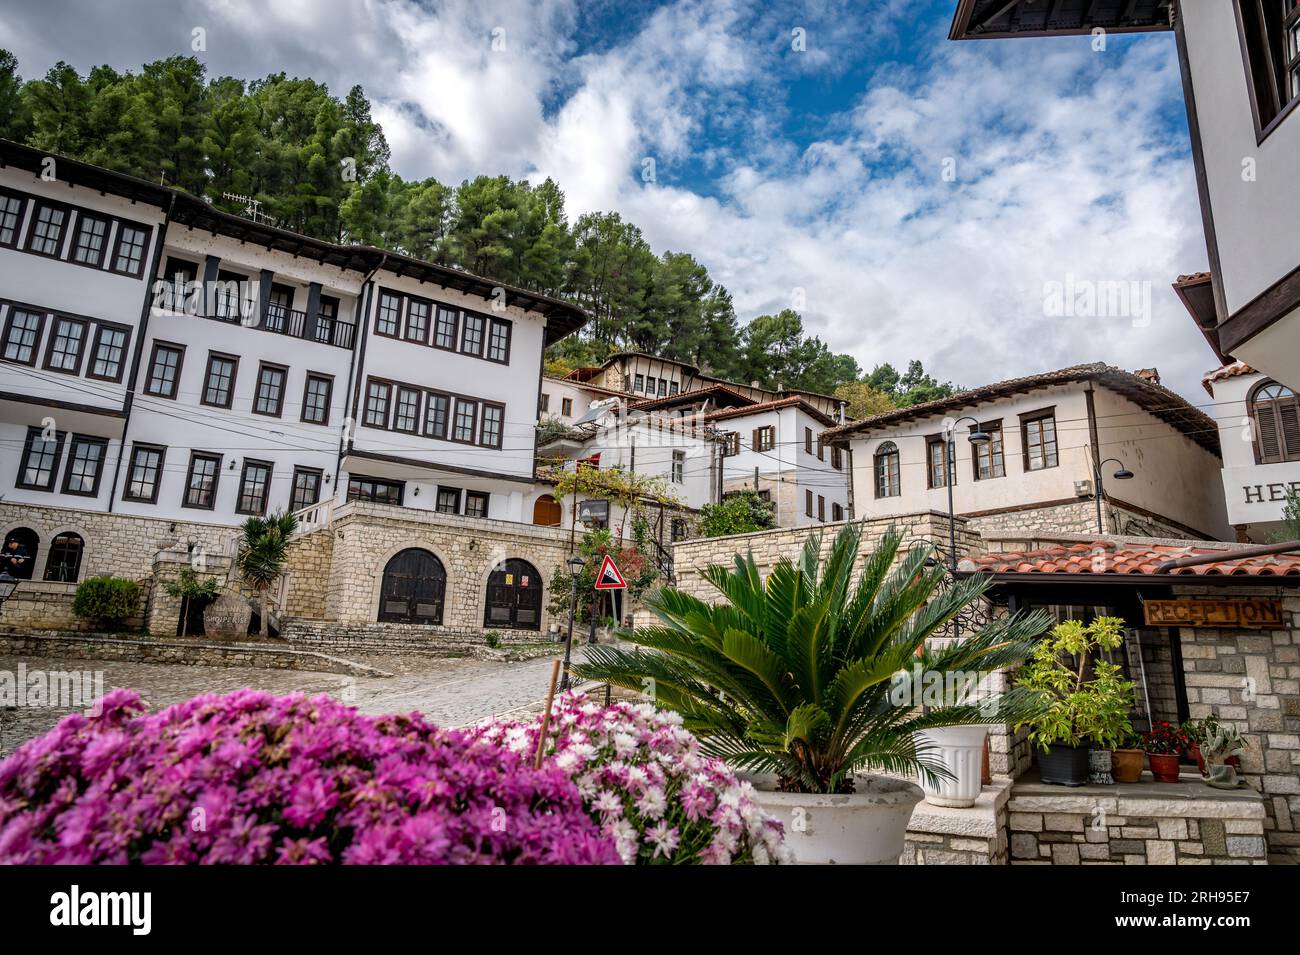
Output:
left=1147, top=752, right=1181, bottom=783
left=1112, top=748, right=1144, bottom=783
left=1190, top=743, right=1206, bottom=775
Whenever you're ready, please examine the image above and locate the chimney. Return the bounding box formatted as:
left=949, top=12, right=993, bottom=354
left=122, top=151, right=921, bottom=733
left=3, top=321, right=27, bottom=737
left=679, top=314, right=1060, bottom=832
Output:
left=1134, top=368, right=1161, bottom=385
left=838, top=401, right=847, bottom=424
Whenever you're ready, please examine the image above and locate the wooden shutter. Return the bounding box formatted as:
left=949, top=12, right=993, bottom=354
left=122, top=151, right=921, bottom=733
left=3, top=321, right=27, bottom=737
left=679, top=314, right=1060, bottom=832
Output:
left=1257, top=401, right=1283, bottom=463
left=1280, top=398, right=1300, bottom=461
left=752, top=428, right=761, bottom=451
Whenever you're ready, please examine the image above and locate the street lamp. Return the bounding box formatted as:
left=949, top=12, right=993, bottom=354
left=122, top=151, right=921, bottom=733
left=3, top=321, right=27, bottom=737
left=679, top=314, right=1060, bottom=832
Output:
left=1094, top=457, right=1134, bottom=535
left=560, top=554, right=584, bottom=691
left=945, top=416, right=992, bottom=573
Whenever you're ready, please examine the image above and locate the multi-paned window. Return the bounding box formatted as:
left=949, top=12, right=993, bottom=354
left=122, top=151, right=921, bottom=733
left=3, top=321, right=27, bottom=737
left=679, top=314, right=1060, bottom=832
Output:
left=453, top=398, right=478, bottom=442
left=433, top=307, right=458, bottom=350
left=290, top=467, right=323, bottom=512
left=539, top=393, right=550, bottom=413
left=393, top=387, right=421, bottom=433
left=436, top=486, right=461, bottom=514
left=26, top=202, right=66, bottom=256
left=721, top=431, right=740, bottom=456
left=464, top=490, right=490, bottom=518
left=480, top=403, right=504, bottom=449
left=561, top=397, right=573, bottom=416
left=253, top=363, right=287, bottom=417
left=376, top=291, right=402, bottom=336
left=213, top=270, right=251, bottom=322
left=365, top=380, right=391, bottom=427
left=0, top=192, right=23, bottom=246
left=486, top=319, right=510, bottom=363
left=61, top=435, right=108, bottom=497
left=301, top=373, right=332, bottom=425
left=460, top=314, right=485, bottom=357
left=405, top=298, right=430, bottom=343
left=88, top=324, right=128, bottom=381
left=973, top=422, right=1005, bottom=480
left=1238, top=0, right=1300, bottom=134
left=144, top=342, right=184, bottom=398
left=71, top=214, right=109, bottom=266
left=16, top=426, right=64, bottom=491
left=425, top=391, right=451, bottom=439
left=1022, top=410, right=1058, bottom=472
left=124, top=444, right=165, bottom=503
left=832, top=502, right=844, bottom=521
left=43, top=317, right=87, bottom=373
left=111, top=224, right=149, bottom=276
left=753, top=425, right=776, bottom=452
left=657, top=378, right=667, bottom=397
left=347, top=475, right=403, bottom=505
left=183, top=452, right=221, bottom=509
left=201, top=353, right=238, bottom=408
left=926, top=436, right=953, bottom=489
left=236, top=460, right=273, bottom=515
left=634, top=374, right=645, bottom=392
left=874, top=441, right=901, bottom=498
left=671, top=449, right=685, bottom=483
left=1250, top=380, right=1300, bottom=463
left=2, top=308, right=44, bottom=365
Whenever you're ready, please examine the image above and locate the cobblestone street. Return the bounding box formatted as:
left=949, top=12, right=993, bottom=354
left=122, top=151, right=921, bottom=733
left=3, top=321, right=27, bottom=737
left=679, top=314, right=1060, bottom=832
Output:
left=0, top=648, right=596, bottom=756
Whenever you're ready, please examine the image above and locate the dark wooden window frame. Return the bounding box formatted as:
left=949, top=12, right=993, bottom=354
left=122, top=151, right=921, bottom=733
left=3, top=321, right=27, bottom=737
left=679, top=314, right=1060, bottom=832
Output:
left=86, top=321, right=131, bottom=382
left=464, top=490, right=490, bottom=518
left=235, top=458, right=274, bottom=516
left=122, top=443, right=167, bottom=504
left=1020, top=407, right=1060, bottom=473
left=459, top=312, right=486, bottom=358
left=1235, top=0, right=1300, bottom=143
left=926, top=434, right=952, bottom=489
left=252, top=361, right=289, bottom=418
left=753, top=424, right=776, bottom=452
left=69, top=211, right=111, bottom=268
left=143, top=340, right=186, bottom=399
left=346, top=474, right=405, bottom=506
left=972, top=420, right=1006, bottom=481
left=290, top=466, right=324, bottom=512
left=108, top=220, right=152, bottom=277
left=200, top=351, right=240, bottom=410
left=16, top=426, right=65, bottom=491
left=23, top=198, right=71, bottom=259
left=0, top=186, right=27, bottom=249
left=1250, top=379, right=1300, bottom=463
left=874, top=441, right=901, bottom=499
left=485, top=317, right=512, bottom=364
left=435, top=485, right=463, bottom=514
left=364, top=378, right=392, bottom=429
left=424, top=390, right=452, bottom=440
left=300, top=372, right=334, bottom=426
left=182, top=451, right=223, bottom=511
left=41, top=315, right=89, bottom=376
left=393, top=385, right=423, bottom=435
left=721, top=431, right=740, bottom=457
left=375, top=289, right=404, bottom=338
left=60, top=433, right=109, bottom=498
left=1, top=305, right=46, bottom=367
left=433, top=305, right=459, bottom=351
left=450, top=396, right=480, bottom=445
left=479, top=401, right=505, bottom=449
left=404, top=295, right=432, bottom=345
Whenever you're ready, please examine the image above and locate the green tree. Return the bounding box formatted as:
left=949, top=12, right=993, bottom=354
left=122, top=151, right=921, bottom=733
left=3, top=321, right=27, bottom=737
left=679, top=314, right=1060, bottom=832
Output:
left=0, top=50, right=31, bottom=141
left=833, top=380, right=895, bottom=419
left=235, top=511, right=297, bottom=639
left=163, top=567, right=222, bottom=638
left=23, top=61, right=91, bottom=156
left=696, top=491, right=776, bottom=538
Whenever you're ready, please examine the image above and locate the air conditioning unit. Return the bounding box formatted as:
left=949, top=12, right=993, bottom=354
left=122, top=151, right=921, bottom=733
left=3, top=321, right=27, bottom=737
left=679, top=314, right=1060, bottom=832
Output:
left=1074, top=480, right=1094, bottom=498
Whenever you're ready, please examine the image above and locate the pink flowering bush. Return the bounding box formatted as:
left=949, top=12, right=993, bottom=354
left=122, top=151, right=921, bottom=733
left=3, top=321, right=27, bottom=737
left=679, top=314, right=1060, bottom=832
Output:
left=477, top=692, right=790, bottom=865
left=0, top=688, right=618, bottom=865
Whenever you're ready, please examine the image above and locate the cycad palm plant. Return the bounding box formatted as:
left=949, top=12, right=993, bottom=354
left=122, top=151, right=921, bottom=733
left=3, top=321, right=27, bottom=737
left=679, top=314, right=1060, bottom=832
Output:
left=574, top=522, right=1050, bottom=794
left=235, top=511, right=297, bottom=639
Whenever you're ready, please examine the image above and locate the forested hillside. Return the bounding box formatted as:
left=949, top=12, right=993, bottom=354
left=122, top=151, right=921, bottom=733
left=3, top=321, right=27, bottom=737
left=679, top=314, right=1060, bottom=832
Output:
left=0, top=50, right=957, bottom=407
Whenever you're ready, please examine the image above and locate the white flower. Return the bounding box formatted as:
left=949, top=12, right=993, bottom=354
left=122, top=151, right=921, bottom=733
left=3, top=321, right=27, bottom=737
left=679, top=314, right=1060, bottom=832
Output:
left=636, top=786, right=667, bottom=820
left=593, top=790, right=623, bottom=816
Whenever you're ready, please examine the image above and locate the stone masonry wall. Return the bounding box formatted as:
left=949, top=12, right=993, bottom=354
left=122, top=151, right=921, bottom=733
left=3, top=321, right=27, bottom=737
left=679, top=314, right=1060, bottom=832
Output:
left=282, top=530, right=333, bottom=620
left=969, top=500, right=1206, bottom=541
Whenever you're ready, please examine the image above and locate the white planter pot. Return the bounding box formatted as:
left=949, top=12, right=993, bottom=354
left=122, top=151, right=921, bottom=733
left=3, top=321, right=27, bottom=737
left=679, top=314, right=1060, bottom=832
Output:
left=915, top=726, right=987, bottom=808
left=745, top=774, right=923, bottom=864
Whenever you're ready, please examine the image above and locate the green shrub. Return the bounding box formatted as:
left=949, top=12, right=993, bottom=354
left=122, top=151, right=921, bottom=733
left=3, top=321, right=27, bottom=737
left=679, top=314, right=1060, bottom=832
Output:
left=696, top=490, right=776, bottom=538
left=485, top=630, right=502, bottom=649
left=72, top=576, right=141, bottom=629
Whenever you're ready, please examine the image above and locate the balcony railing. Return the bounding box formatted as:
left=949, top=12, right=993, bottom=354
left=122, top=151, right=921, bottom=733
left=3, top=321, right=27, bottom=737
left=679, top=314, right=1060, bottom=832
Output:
left=154, top=280, right=356, bottom=350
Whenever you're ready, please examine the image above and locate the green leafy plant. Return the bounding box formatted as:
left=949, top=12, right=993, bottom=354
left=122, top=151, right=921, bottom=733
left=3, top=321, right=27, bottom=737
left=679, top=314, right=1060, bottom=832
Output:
left=1185, top=715, right=1249, bottom=764
left=573, top=523, right=1050, bottom=794
left=547, top=528, right=659, bottom=625
left=696, top=490, right=776, bottom=538
left=1014, top=617, right=1135, bottom=750
left=71, top=576, right=141, bottom=630
left=1144, top=721, right=1189, bottom=756
left=163, top=567, right=222, bottom=638
left=484, top=630, right=501, bottom=649
left=235, top=511, right=297, bottom=639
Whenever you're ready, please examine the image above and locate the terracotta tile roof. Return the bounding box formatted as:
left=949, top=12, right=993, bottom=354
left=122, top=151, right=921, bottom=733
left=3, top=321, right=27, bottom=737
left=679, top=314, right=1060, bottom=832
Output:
left=628, top=382, right=756, bottom=411
left=1200, top=361, right=1258, bottom=395
left=960, top=541, right=1300, bottom=578
left=704, top=395, right=838, bottom=426
left=1174, top=272, right=1212, bottom=286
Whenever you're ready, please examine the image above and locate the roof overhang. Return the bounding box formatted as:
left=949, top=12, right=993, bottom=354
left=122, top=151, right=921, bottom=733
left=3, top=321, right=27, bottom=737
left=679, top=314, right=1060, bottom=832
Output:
left=949, top=0, right=1173, bottom=40
left=959, top=570, right=1300, bottom=588
left=1173, top=273, right=1231, bottom=366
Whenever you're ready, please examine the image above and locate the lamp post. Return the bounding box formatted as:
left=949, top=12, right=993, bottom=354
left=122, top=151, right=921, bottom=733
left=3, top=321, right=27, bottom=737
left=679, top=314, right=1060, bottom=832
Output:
left=1093, top=457, right=1134, bottom=535
left=560, top=554, right=584, bottom=691
left=945, top=416, right=992, bottom=572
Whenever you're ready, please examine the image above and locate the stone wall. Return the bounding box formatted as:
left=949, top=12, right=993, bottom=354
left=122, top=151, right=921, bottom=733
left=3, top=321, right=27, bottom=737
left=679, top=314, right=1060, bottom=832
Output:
left=969, top=499, right=1206, bottom=541
left=282, top=530, right=333, bottom=620
left=1176, top=585, right=1300, bottom=862
left=1007, top=779, right=1267, bottom=864
left=903, top=778, right=1012, bottom=865
left=143, top=549, right=232, bottom=637
left=285, top=620, right=556, bottom=655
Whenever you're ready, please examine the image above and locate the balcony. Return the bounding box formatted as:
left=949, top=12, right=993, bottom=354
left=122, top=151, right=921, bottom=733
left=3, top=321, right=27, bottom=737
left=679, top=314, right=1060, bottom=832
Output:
left=154, top=281, right=355, bottom=350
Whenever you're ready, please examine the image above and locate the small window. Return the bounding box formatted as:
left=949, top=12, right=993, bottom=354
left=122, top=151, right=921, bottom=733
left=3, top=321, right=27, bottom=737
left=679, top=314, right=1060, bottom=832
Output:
left=671, top=449, right=685, bottom=483
left=1250, top=380, right=1300, bottom=463
left=817, top=437, right=825, bottom=462
left=144, top=342, right=184, bottom=398
left=71, top=214, right=109, bottom=266
left=480, top=403, right=504, bottom=449
left=818, top=495, right=826, bottom=522
left=1022, top=411, right=1058, bottom=472
left=425, top=392, right=451, bottom=439
left=365, top=380, right=391, bottom=428
left=461, top=314, right=484, bottom=357
left=17, top=426, right=64, bottom=491
left=0, top=192, right=24, bottom=247
left=669, top=381, right=679, bottom=396
left=926, top=436, right=953, bottom=489
left=88, top=324, right=128, bottom=381
left=124, top=444, right=166, bottom=503
left=831, top=445, right=843, bottom=471
left=405, top=297, right=430, bottom=343
left=486, top=319, right=510, bottom=363
left=804, top=427, right=813, bottom=455
left=433, top=307, right=458, bottom=350
left=43, top=316, right=86, bottom=374
left=973, top=422, right=1005, bottom=480
left=453, top=398, right=478, bottom=443
left=805, top=488, right=813, bottom=517
left=236, top=460, right=272, bottom=515
left=253, top=364, right=287, bottom=417
left=1238, top=0, right=1300, bottom=135
left=43, top=532, right=84, bottom=583
left=2, top=308, right=44, bottom=365
left=539, top=393, right=550, bottom=413
left=436, top=486, right=461, bottom=514
left=561, top=397, right=573, bottom=416
left=290, top=467, right=323, bottom=512
left=201, top=353, right=238, bottom=409
left=465, top=491, right=490, bottom=518
left=657, top=378, right=667, bottom=397
left=875, top=441, right=901, bottom=498
left=347, top=475, right=403, bottom=505
left=183, top=452, right=222, bottom=509
left=394, top=387, right=421, bottom=433
left=62, top=435, right=108, bottom=497
left=634, top=374, right=645, bottom=393
left=111, top=224, right=149, bottom=276
left=754, top=425, right=776, bottom=452
left=721, top=431, right=740, bottom=456
left=26, top=202, right=66, bottom=256
left=376, top=291, right=402, bottom=336
left=832, top=502, right=844, bottom=521
left=301, top=373, right=333, bottom=425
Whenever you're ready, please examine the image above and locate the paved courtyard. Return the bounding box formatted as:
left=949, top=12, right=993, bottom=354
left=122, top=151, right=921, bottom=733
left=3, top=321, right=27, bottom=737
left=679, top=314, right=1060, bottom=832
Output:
left=0, top=648, right=599, bottom=756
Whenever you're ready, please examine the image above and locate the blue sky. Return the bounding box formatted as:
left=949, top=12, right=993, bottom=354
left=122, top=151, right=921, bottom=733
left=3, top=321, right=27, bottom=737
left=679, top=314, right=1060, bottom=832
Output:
left=0, top=0, right=1214, bottom=399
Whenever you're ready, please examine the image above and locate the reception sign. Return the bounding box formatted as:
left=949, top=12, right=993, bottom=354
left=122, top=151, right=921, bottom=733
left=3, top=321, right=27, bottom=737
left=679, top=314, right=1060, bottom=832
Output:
left=1143, top=598, right=1284, bottom=629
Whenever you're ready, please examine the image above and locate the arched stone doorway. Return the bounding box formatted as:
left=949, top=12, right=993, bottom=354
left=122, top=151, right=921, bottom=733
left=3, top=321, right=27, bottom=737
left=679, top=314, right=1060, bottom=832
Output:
left=43, top=532, right=85, bottom=582
left=532, top=495, right=562, bottom=526
left=378, top=548, right=447, bottom=624
left=483, top=559, right=543, bottom=630
left=2, top=527, right=39, bottom=580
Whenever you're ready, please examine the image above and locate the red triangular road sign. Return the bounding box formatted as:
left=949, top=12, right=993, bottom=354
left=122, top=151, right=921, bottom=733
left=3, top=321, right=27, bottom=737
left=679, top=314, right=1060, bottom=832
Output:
left=593, top=554, right=627, bottom=590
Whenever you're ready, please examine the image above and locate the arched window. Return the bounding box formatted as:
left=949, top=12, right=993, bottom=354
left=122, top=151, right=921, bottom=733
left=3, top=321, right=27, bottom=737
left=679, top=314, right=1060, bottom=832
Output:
left=378, top=549, right=446, bottom=624
left=1250, top=381, right=1300, bottom=464
left=874, top=441, right=901, bottom=498
left=1, top=527, right=39, bottom=580
left=484, top=559, right=542, bottom=630
left=43, top=532, right=84, bottom=582
left=532, top=494, right=562, bottom=526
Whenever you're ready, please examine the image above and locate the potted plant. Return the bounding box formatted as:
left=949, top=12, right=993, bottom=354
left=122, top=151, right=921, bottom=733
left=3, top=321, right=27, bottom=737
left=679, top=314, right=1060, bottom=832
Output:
left=573, top=523, right=1049, bottom=864
left=1199, top=718, right=1249, bottom=788
left=1014, top=617, right=1133, bottom=787
left=1111, top=730, right=1146, bottom=783
left=1144, top=721, right=1188, bottom=782
left=1183, top=715, right=1244, bottom=775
